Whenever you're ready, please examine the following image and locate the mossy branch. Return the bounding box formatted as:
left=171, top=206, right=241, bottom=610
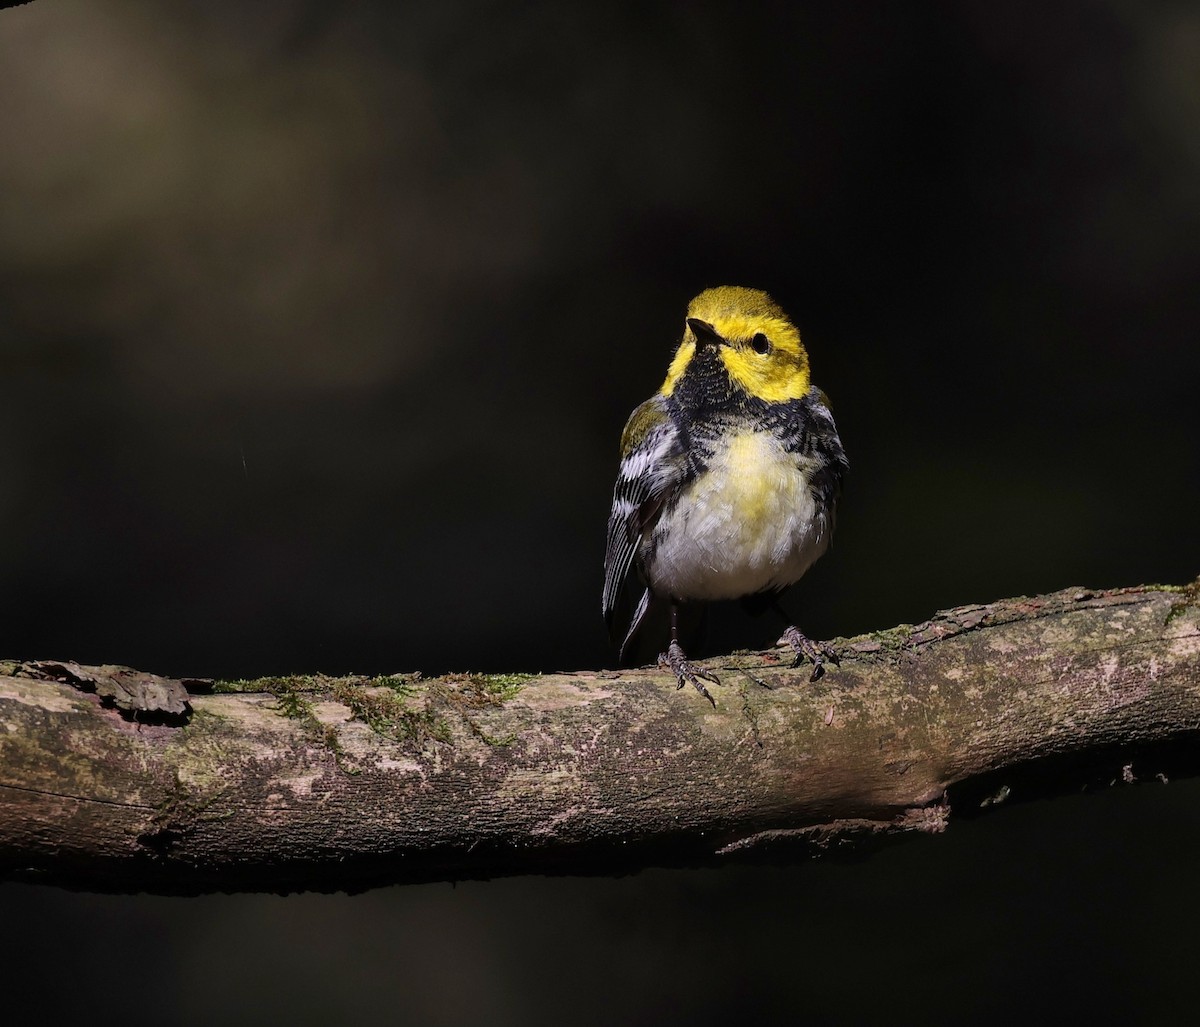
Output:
left=2, top=583, right=1199, bottom=894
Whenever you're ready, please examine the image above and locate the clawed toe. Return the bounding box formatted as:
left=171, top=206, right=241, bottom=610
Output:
left=779, top=626, right=839, bottom=682
left=659, top=640, right=719, bottom=707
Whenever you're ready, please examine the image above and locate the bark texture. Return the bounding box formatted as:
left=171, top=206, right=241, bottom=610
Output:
left=2, top=583, right=1198, bottom=893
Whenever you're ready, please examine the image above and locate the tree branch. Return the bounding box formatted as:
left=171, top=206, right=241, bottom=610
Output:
left=2, top=583, right=1198, bottom=893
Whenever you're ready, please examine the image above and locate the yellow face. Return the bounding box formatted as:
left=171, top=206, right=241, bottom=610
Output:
left=660, top=286, right=811, bottom=404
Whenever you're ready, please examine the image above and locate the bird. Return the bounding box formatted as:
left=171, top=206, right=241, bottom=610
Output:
left=602, top=286, right=848, bottom=704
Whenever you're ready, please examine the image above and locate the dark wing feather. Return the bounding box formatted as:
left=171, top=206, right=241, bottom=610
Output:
left=602, top=395, right=687, bottom=638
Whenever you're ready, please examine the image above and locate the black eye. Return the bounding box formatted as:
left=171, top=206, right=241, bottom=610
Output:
left=751, top=333, right=770, bottom=355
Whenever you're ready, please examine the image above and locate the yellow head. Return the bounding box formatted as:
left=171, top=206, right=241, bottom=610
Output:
left=659, top=286, right=811, bottom=404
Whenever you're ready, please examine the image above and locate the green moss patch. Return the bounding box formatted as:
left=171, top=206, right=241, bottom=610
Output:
left=332, top=680, right=451, bottom=746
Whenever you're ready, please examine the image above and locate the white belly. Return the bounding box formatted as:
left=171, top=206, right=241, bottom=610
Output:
left=645, top=430, right=830, bottom=601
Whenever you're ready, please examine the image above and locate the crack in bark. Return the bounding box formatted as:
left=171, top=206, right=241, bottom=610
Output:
left=0, top=782, right=158, bottom=811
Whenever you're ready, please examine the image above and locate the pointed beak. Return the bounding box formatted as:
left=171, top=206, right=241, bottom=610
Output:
left=686, top=318, right=725, bottom=348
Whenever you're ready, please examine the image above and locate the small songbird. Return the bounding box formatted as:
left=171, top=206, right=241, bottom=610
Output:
left=602, top=286, right=848, bottom=704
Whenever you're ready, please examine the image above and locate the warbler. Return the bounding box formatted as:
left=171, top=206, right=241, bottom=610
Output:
left=602, top=286, right=848, bottom=704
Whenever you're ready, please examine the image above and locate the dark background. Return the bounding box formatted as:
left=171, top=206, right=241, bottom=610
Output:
left=2, top=1, right=1198, bottom=1023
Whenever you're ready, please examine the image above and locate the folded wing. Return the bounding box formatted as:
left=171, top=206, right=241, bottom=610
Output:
left=602, top=395, right=688, bottom=646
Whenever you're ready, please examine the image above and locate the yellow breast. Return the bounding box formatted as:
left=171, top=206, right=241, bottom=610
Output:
left=646, top=429, right=829, bottom=601
left=721, top=433, right=786, bottom=530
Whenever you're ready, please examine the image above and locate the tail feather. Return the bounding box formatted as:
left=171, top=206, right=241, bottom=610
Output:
left=618, top=587, right=653, bottom=662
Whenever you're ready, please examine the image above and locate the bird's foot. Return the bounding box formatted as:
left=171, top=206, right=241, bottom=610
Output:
left=658, top=640, right=719, bottom=707
left=779, top=626, right=839, bottom=682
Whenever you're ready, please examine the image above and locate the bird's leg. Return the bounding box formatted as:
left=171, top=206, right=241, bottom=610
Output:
left=779, top=626, right=839, bottom=681
left=658, top=601, right=719, bottom=706
left=770, top=599, right=839, bottom=682
left=663, top=639, right=719, bottom=706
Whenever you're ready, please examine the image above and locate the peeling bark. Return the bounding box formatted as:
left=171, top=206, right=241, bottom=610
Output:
left=1, top=583, right=1198, bottom=893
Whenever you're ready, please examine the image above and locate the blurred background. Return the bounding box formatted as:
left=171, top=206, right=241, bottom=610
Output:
left=1, top=0, right=1198, bottom=1023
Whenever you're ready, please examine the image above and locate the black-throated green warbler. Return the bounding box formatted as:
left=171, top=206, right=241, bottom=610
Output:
left=603, top=286, right=848, bottom=704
